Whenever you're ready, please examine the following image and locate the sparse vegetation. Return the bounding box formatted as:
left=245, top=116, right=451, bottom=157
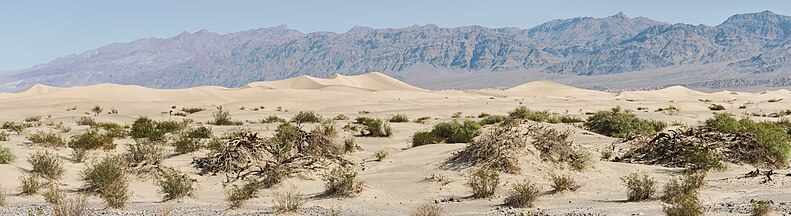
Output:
left=68, top=129, right=115, bottom=150
left=52, top=194, right=89, bottom=216
left=173, top=133, right=203, bottom=154
left=292, top=111, right=323, bottom=124
left=0, top=185, right=6, bottom=206
left=321, top=165, right=362, bottom=197
left=508, top=106, right=582, bottom=123
left=584, top=107, right=666, bottom=138
left=273, top=187, right=305, bottom=213
left=20, top=174, right=44, bottom=195
left=621, top=172, right=656, bottom=202
left=467, top=168, right=499, bottom=198
left=412, top=120, right=481, bottom=147
left=451, top=112, right=463, bottom=118
left=568, top=150, right=594, bottom=171
left=180, top=107, right=205, bottom=114
left=0, top=146, right=14, bottom=164
left=750, top=200, right=773, bottom=216
left=28, top=150, right=64, bottom=180
left=661, top=172, right=704, bottom=202
left=43, top=185, right=65, bottom=205
left=389, top=113, right=409, bottom=122
left=600, top=149, right=614, bottom=161
left=354, top=117, right=392, bottom=137
left=549, top=174, right=581, bottom=193
left=341, top=137, right=358, bottom=153
left=374, top=150, right=388, bottom=161
left=479, top=115, right=506, bottom=125
left=411, top=204, right=444, bottom=216
left=655, top=105, right=680, bottom=115
left=70, top=148, right=88, bottom=163
left=27, top=131, right=66, bottom=147
left=503, top=180, right=541, bottom=208
left=414, top=116, right=431, bottom=124
left=209, top=109, right=243, bottom=125
left=705, top=113, right=791, bottom=165
left=411, top=131, right=443, bottom=147
left=332, top=114, right=349, bottom=121
left=662, top=193, right=703, bottom=216
left=185, top=125, right=212, bottom=138
left=91, top=105, right=103, bottom=115
left=156, top=169, right=195, bottom=201
left=80, top=155, right=128, bottom=199
left=708, top=104, right=726, bottom=111
left=25, top=116, right=41, bottom=122
left=131, top=117, right=166, bottom=140
left=0, top=131, right=8, bottom=141
left=225, top=178, right=263, bottom=209
left=124, top=139, right=164, bottom=173
left=260, top=115, right=286, bottom=123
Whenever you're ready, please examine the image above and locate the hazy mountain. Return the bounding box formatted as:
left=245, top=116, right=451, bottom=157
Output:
left=1, top=11, right=790, bottom=91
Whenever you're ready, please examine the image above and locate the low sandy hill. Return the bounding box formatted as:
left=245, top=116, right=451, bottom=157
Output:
left=616, top=86, right=709, bottom=99
left=245, top=72, right=426, bottom=92
left=506, top=80, right=614, bottom=98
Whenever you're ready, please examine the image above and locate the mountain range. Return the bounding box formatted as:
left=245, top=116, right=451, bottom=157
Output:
left=2, top=11, right=790, bottom=92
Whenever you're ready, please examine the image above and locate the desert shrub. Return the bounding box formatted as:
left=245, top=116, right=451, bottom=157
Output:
left=0, top=131, right=8, bottom=141
left=479, top=115, right=506, bottom=125
left=2, top=121, right=28, bottom=135
left=568, top=150, right=594, bottom=171
left=355, top=117, right=392, bottom=137
left=131, top=117, right=166, bottom=140
left=273, top=187, right=305, bottom=213
left=27, top=131, right=66, bottom=147
left=411, top=204, right=444, bottom=216
left=557, top=115, right=584, bottom=123
left=292, top=111, right=322, bottom=124
left=374, top=150, right=388, bottom=161
left=751, top=200, right=772, bottom=216
left=0, top=146, right=14, bottom=164
left=205, top=137, right=224, bottom=152
left=100, top=178, right=129, bottom=208
left=157, top=119, right=190, bottom=133
left=661, top=172, right=705, bottom=202
left=44, top=185, right=65, bottom=205
left=662, top=193, right=703, bottom=216
left=411, top=131, right=443, bottom=147
left=93, top=122, right=127, bottom=138
left=503, top=181, right=541, bottom=208
left=414, top=116, right=431, bottom=124
left=91, top=105, right=103, bottom=115
left=430, top=120, right=482, bottom=143
left=124, top=139, right=164, bottom=168
left=584, top=107, right=666, bottom=138
left=314, top=120, right=337, bottom=138
left=173, top=134, right=203, bottom=154
left=185, top=125, right=212, bottom=138
left=0, top=185, right=5, bottom=206
left=225, top=178, right=263, bottom=209
left=321, top=165, right=362, bottom=197
left=20, top=174, right=44, bottom=195
left=68, top=129, right=114, bottom=150
left=70, top=148, right=88, bottom=163
left=708, top=104, right=726, bottom=111
left=209, top=109, right=242, bottom=125
left=180, top=107, right=205, bottom=114
left=156, top=169, right=195, bottom=201
left=260, top=115, right=286, bottom=123
left=76, top=116, right=96, bottom=126
left=332, top=114, right=349, bottom=121
left=272, top=122, right=302, bottom=152
left=389, top=114, right=409, bottom=123
left=25, top=116, right=41, bottom=122
left=52, top=194, right=88, bottom=216
left=549, top=174, right=581, bottom=193
left=341, top=137, right=357, bottom=153
left=80, top=155, right=127, bottom=194
left=621, top=172, right=656, bottom=201
left=467, top=168, right=499, bottom=198
left=601, top=149, right=614, bottom=160
left=509, top=106, right=552, bottom=122
left=28, top=150, right=64, bottom=180
left=451, top=112, right=463, bottom=118
left=705, top=113, right=791, bottom=163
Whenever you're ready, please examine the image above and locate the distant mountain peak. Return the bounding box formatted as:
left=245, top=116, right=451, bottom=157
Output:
left=610, top=11, right=628, bottom=19
left=347, top=25, right=373, bottom=33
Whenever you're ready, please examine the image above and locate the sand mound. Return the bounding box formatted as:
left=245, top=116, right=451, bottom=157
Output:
left=506, top=80, right=613, bottom=98
left=616, top=86, right=707, bottom=99
left=245, top=72, right=425, bottom=92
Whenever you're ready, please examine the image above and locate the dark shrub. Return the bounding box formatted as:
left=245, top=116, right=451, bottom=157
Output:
left=68, top=129, right=115, bottom=150
left=479, top=115, right=506, bottom=125
left=431, top=120, right=481, bottom=143
left=585, top=107, right=666, bottom=138
left=292, top=111, right=322, bottom=124
left=389, top=114, right=409, bottom=123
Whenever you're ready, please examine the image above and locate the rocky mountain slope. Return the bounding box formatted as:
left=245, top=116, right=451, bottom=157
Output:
left=1, top=11, right=790, bottom=91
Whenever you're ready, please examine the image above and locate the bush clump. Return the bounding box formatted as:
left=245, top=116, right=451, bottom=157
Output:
left=503, top=181, right=541, bottom=208
left=81, top=155, right=129, bottom=208
left=412, top=120, right=481, bottom=147
left=0, top=131, right=8, bottom=141
left=273, top=187, right=305, bottom=213
left=20, top=174, right=44, bottom=195
left=156, top=169, right=195, bottom=201
left=467, top=168, right=499, bottom=198
left=411, top=204, right=444, bottom=216
left=585, top=107, right=666, bottom=138
left=185, top=125, right=212, bottom=138
left=549, top=174, right=581, bottom=193
left=662, top=193, right=703, bottom=216
left=411, top=131, right=444, bottom=147
left=705, top=113, right=791, bottom=163
left=225, top=178, right=263, bottom=209
left=51, top=194, right=88, bottom=216
left=180, top=107, right=205, bottom=114
left=479, top=115, right=506, bottom=125
left=321, top=165, right=363, bottom=197
left=131, top=117, right=166, bottom=140
left=292, top=111, right=322, bottom=124
left=341, top=137, right=358, bottom=153
left=27, top=131, right=66, bottom=147
left=27, top=150, right=64, bottom=180
left=260, top=115, right=286, bottom=123
left=661, top=172, right=704, bottom=202
left=750, top=200, right=772, bottom=216
left=68, top=129, right=115, bottom=150
left=389, top=114, right=409, bottom=123
left=0, top=146, right=14, bottom=164
left=621, top=172, right=656, bottom=202
left=124, top=139, right=164, bottom=173
left=209, top=109, right=243, bottom=125
left=708, top=104, right=726, bottom=111
left=354, top=117, right=392, bottom=137
left=173, top=133, right=203, bottom=154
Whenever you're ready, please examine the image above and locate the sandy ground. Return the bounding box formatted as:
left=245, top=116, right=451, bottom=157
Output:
left=0, top=72, right=790, bottom=215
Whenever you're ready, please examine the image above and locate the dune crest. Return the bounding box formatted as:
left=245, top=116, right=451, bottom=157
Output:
left=245, top=72, right=425, bottom=92
left=506, top=80, right=614, bottom=98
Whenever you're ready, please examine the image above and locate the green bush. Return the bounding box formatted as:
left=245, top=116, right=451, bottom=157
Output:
left=93, top=122, right=127, bottom=138
left=430, top=120, right=481, bottom=143
left=479, top=115, right=506, bottom=125
left=27, top=131, right=66, bottom=147
left=332, top=114, right=349, bottom=121
left=225, top=178, right=263, bottom=209
left=100, top=178, right=129, bottom=209
left=76, top=117, right=96, bottom=126
left=705, top=113, right=791, bottom=164
left=509, top=106, right=551, bottom=122
left=568, top=150, right=594, bottom=171
left=341, top=137, right=357, bottom=153
left=260, top=115, right=287, bottom=123
left=621, top=172, right=656, bottom=201
left=321, top=165, right=362, bottom=197
left=124, top=139, right=164, bottom=167
left=549, top=174, right=581, bottom=193
left=374, top=150, right=388, bottom=161
left=355, top=117, right=392, bottom=137
left=44, top=185, right=65, bottom=205
left=661, top=172, right=705, bottom=202
left=24, top=116, right=41, bottom=122
left=180, top=107, right=205, bottom=114
left=70, top=148, right=88, bottom=163
left=467, top=168, right=499, bottom=198
left=389, top=114, right=409, bottom=123
left=411, top=204, right=444, bottom=216
left=130, top=117, right=166, bottom=140
left=68, top=129, right=115, bottom=150
left=206, top=137, right=225, bottom=153
left=272, top=122, right=302, bottom=153
left=209, top=109, right=242, bottom=125
left=662, top=193, right=703, bottom=216
left=185, top=125, right=212, bottom=138
left=156, top=169, right=195, bottom=201
left=414, top=116, right=431, bottom=124
left=27, top=150, right=64, bottom=180
left=411, top=131, right=443, bottom=147
left=708, top=104, right=726, bottom=111
left=751, top=200, right=772, bottom=216
left=503, top=181, right=541, bottom=208
left=584, top=107, right=666, bottom=138
left=80, top=155, right=127, bottom=194
left=0, top=131, right=8, bottom=141
left=0, top=146, right=14, bottom=164
left=20, top=174, right=43, bottom=195
left=157, top=119, right=190, bottom=133
left=292, top=111, right=322, bottom=124
left=91, top=105, right=103, bottom=115
left=173, top=134, right=203, bottom=154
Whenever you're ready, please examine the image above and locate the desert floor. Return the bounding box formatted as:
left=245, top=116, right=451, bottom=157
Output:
left=0, top=72, right=789, bottom=216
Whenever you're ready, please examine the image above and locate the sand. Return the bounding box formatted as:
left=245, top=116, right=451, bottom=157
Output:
left=0, top=72, right=789, bottom=215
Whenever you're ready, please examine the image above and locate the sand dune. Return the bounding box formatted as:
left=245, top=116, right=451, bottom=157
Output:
left=506, top=80, right=614, bottom=98
left=245, top=72, right=426, bottom=92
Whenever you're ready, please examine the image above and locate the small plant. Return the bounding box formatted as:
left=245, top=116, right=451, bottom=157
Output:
left=124, top=139, right=164, bottom=170
left=70, top=147, right=88, bottom=163
left=451, top=112, right=463, bottom=118
left=0, top=146, right=14, bottom=164
left=467, top=168, right=499, bottom=198
left=549, top=174, right=581, bottom=193
left=585, top=107, right=666, bottom=138
left=68, top=129, right=115, bottom=150
left=600, top=149, right=614, bottom=160
left=52, top=194, right=89, bottom=216
left=708, top=104, right=726, bottom=111
left=332, top=114, right=349, bottom=121
left=185, top=125, right=212, bottom=138
left=91, top=105, right=103, bottom=115
left=503, top=180, right=541, bottom=208
left=374, top=150, right=388, bottom=161
left=411, top=203, right=444, bottom=216
left=321, top=165, right=363, bottom=197
left=156, top=169, right=195, bottom=201
left=260, top=115, right=286, bottom=123
left=100, top=178, right=129, bottom=208
left=0, top=184, right=6, bottom=206
left=621, top=172, right=656, bottom=201
left=389, top=114, right=409, bottom=122
left=173, top=134, right=203, bottom=154
left=479, top=115, right=506, bottom=125
left=24, top=116, right=41, bottom=122
left=662, top=193, right=703, bottom=216
left=414, top=116, right=431, bottom=124
left=181, top=107, right=205, bottom=114
left=750, top=200, right=772, bottom=216
left=20, top=174, right=44, bottom=195
left=413, top=120, right=482, bottom=147
left=206, top=137, right=225, bottom=152
left=0, top=131, right=8, bottom=141
left=28, top=150, right=65, bottom=180
left=341, top=137, right=358, bottom=153
left=661, top=172, right=704, bottom=202
left=292, top=111, right=322, bottom=124
left=209, top=109, right=243, bottom=125
left=568, top=150, right=593, bottom=171
left=273, top=187, right=305, bottom=213
left=411, top=131, right=443, bottom=147
left=768, top=98, right=782, bottom=103
left=80, top=155, right=127, bottom=195
left=355, top=117, right=392, bottom=137
left=225, top=178, right=263, bottom=209
left=43, top=185, right=65, bottom=205
left=76, top=116, right=96, bottom=126
left=27, top=130, right=66, bottom=147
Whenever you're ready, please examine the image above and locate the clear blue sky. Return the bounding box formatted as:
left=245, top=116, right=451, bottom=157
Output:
left=1, top=0, right=789, bottom=71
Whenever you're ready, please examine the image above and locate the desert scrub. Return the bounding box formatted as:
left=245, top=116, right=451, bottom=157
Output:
left=28, top=150, right=65, bottom=180
left=584, top=107, right=666, bottom=138
left=332, top=114, right=349, bottom=121
left=412, top=120, right=482, bottom=147
left=750, top=200, right=772, bottom=216
left=467, top=168, right=499, bottom=198
left=600, top=149, right=614, bottom=160
left=0, top=131, right=8, bottom=141
left=124, top=139, right=164, bottom=171
left=68, top=129, right=115, bottom=150
left=91, top=105, right=103, bottom=115
left=273, top=187, right=305, bottom=213
left=373, top=150, right=388, bottom=161
left=43, top=185, right=65, bottom=205
left=414, top=116, right=431, bottom=124
left=70, top=147, right=88, bottom=163
left=27, top=130, right=66, bottom=147
left=80, top=155, right=127, bottom=194
left=341, top=137, right=358, bottom=153
left=568, top=150, right=594, bottom=171
left=24, top=116, right=41, bottom=122
left=354, top=117, right=392, bottom=137
left=205, top=137, right=224, bottom=152
left=314, top=120, right=338, bottom=138
left=292, top=111, right=322, bottom=124
left=20, top=174, right=44, bottom=195
left=0, top=146, right=14, bottom=164
left=173, top=133, right=203, bottom=154
left=156, top=169, right=195, bottom=201
left=157, top=119, right=190, bottom=133
left=708, top=104, right=726, bottom=111
left=131, top=116, right=166, bottom=140
left=389, top=113, right=409, bottom=123
left=76, top=116, right=96, bottom=126
left=508, top=106, right=582, bottom=123
left=185, top=125, right=212, bottom=138
left=621, top=172, right=656, bottom=201
left=225, top=178, right=263, bottom=209
left=662, top=193, right=703, bottom=216
left=411, top=204, right=444, bottom=216
left=706, top=113, right=791, bottom=163
left=410, top=131, right=443, bottom=147
left=260, top=115, right=286, bottom=123
left=661, top=172, right=704, bottom=202
left=549, top=174, right=581, bottom=193
left=52, top=194, right=88, bottom=216
left=93, top=122, right=128, bottom=138
left=100, top=177, right=129, bottom=208
left=503, top=180, right=541, bottom=208
left=451, top=112, right=463, bottom=118
left=209, top=109, right=243, bottom=125
left=321, top=165, right=362, bottom=197
left=479, top=115, right=506, bottom=125
left=180, top=107, right=205, bottom=114
left=0, top=184, right=6, bottom=206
